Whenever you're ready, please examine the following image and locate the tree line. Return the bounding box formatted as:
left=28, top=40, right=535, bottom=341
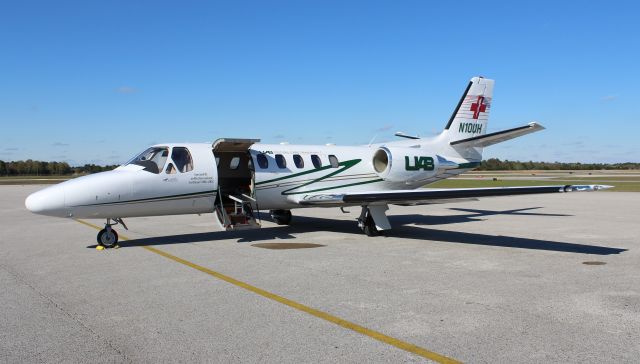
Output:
left=478, top=158, right=640, bottom=171
left=1, top=158, right=639, bottom=177
left=0, top=160, right=118, bottom=176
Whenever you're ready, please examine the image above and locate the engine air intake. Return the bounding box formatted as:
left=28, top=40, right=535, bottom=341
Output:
left=372, top=148, right=390, bottom=174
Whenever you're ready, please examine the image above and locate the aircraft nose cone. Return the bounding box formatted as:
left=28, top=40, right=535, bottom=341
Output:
left=25, top=185, right=66, bottom=216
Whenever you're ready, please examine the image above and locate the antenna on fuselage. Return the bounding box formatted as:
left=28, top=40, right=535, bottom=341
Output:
left=394, top=131, right=421, bottom=140
left=368, top=134, right=378, bottom=147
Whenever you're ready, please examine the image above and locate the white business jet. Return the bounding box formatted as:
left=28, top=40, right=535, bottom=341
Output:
left=25, top=77, right=610, bottom=247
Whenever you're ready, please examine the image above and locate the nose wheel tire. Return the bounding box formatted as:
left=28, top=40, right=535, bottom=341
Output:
left=97, top=228, right=119, bottom=248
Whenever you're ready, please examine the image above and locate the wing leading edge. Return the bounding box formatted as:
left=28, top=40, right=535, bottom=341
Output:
left=297, top=185, right=613, bottom=206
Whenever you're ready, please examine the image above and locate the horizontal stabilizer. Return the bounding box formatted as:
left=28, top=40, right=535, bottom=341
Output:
left=451, top=122, right=544, bottom=148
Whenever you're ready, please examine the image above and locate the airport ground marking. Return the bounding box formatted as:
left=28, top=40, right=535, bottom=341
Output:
left=75, top=219, right=460, bottom=364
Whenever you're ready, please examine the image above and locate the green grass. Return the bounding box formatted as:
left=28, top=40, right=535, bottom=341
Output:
left=3, top=174, right=640, bottom=191
left=465, top=175, right=640, bottom=180
left=0, top=176, right=70, bottom=185
left=550, top=176, right=640, bottom=182
left=429, top=178, right=640, bottom=192
left=0, top=175, right=70, bottom=179
left=429, top=179, right=564, bottom=188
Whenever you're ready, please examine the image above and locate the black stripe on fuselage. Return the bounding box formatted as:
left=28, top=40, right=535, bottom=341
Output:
left=71, top=190, right=217, bottom=207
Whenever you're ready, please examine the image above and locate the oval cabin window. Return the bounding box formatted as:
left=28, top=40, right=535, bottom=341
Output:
left=275, top=154, right=287, bottom=169
left=328, top=155, right=339, bottom=168
left=311, top=155, right=322, bottom=169
left=256, top=154, right=268, bottom=169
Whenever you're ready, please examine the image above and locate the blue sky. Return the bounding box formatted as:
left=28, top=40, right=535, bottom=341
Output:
left=1, top=0, right=638, bottom=165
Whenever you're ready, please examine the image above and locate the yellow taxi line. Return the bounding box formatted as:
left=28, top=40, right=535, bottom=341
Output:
left=75, top=218, right=460, bottom=364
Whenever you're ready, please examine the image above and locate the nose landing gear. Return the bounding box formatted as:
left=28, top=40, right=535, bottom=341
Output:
left=97, top=226, right=118, bottom=248
left=97, top=218, right=127, bottom=248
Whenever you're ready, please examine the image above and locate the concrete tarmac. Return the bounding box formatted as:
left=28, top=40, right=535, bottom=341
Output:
left=1, top=185, right=639, bottom=363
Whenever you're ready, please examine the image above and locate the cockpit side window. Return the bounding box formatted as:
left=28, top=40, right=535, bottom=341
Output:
left=126, top=147, right=169, bottom=174
left=171, top=147, right=194, bottom=173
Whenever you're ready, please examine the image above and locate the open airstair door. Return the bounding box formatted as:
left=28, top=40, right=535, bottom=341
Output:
left=212, top=138, right=261, bottom=231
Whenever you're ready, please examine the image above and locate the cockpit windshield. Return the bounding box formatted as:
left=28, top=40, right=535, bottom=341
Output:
left=126, top=147, right=168, bottom=174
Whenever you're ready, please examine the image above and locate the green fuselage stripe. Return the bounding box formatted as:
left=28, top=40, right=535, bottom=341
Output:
left=255, top=159, right=371, bottom=195
left=457, top=162, right=481, bottom=169
left=255, top=159, right=361, bottom=186
left=281, top=178, right=384, bottom=195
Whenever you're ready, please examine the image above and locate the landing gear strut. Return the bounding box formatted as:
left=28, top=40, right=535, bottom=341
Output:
left=270, top=209, right=292, bottom=225
left=358, top=207, right=380, bottom=237
left=357, top=205, right=391, bottom=237
left=97, top=218, right=127, bottom=248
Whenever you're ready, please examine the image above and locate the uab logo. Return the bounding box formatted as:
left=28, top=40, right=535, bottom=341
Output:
left=405, top=156, right=434, bottom=171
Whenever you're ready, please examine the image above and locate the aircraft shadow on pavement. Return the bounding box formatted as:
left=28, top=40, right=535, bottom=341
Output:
left=91, top=208, right=626, bottom=256
left=405, top=207, right=572, bottom=226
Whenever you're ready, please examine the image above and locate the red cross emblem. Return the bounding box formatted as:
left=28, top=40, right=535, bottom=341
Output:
left=470, top=96, right=487, bottom=119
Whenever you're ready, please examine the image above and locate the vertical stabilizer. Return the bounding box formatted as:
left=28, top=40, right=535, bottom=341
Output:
left=443, top=77, right=494, bottom=143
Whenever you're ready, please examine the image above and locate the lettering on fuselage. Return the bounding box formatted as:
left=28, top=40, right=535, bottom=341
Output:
left=189, top=172, right=215, bottom=185
left=459, top=122, right=482, bottom=134
left=405, top=156, right=434, bottom=171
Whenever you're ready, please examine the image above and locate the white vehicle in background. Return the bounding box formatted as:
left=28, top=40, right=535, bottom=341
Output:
left=25, top=77, right=610, bottom=247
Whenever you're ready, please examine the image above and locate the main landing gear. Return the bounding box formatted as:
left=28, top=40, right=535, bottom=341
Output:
left=270, top=209, right=292, bottom=225
left=97, top=218, right=127, bottom=248
left=358, top=207, right=379, bottom=237
left=357, top=205, right=391, bottom=237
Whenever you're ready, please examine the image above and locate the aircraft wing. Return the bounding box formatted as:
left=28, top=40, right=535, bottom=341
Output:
left=296, top=185, right=612, bottom=206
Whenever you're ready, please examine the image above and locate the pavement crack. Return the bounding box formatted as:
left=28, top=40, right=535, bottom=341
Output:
left=0, top=263, right=131, bottom=363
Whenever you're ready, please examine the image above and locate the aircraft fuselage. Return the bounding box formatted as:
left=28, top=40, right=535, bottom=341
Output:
left=25, top=141, right=469, bottom=219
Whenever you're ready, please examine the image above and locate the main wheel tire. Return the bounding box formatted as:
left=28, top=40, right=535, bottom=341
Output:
left=271, top=210, right=292, bottom=225
left=363, top=214, right=380, bottom=237
left=97, top=228, right=119, bottom=248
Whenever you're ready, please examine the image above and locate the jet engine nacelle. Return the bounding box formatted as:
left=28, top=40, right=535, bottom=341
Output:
left=371, top=147, right=439, bottom=183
